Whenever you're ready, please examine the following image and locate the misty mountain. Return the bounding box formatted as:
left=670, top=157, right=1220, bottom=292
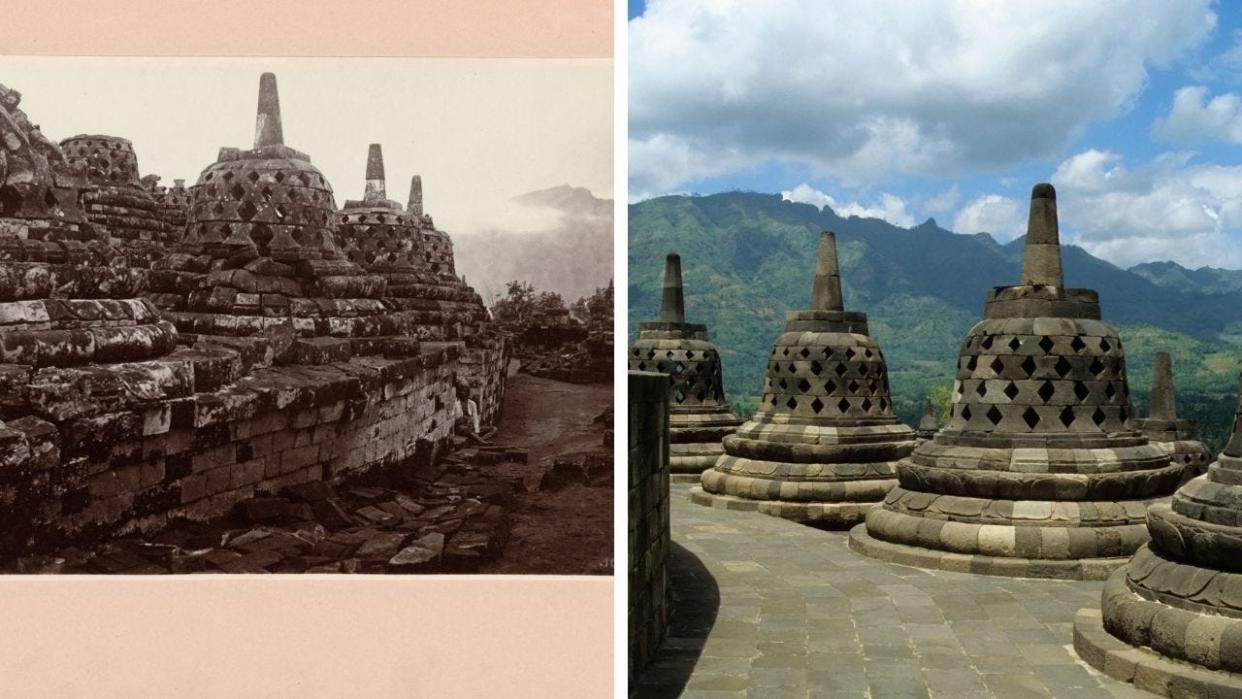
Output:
left=453, top=185, right=613, bottom=304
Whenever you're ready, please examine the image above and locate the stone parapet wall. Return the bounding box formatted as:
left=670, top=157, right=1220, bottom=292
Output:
left=459, top=333, right=512, bottom=427
left=628, top=371, right=670, bottom=686
left=0, top=340, right=461, bottom=555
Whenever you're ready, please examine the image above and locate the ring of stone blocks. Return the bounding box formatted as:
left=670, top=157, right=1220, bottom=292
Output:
left=703, top=464, right=897, bottom=504
left=689, top=486, right=878, bottom=526
left=864, top=504, right=1152, bottom=559
left=1102, top=554, right=1242, bottom=674
left=881, top=486, right=1152, bottom=526
left=897, top=460, right=1186, bottom=500
left=1173, top=472, right=1242, bottom=523
left=723, top=430, right=915, bottom=464
left=848, top=524, right=1122, bottom=579
left=1148, top=503, right=1242, bottom=571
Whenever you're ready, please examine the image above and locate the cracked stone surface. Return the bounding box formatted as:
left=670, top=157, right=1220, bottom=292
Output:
left=633, top=482, right=1156, bottom=698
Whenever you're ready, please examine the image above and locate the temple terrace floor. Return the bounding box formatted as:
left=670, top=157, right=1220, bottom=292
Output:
left=633, top=482, right=1157, bottom=699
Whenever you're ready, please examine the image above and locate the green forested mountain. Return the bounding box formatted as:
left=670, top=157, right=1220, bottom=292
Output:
left=1129, top=261, right=1242, bottom=297
left=628, top=192, right=1242, bottom=451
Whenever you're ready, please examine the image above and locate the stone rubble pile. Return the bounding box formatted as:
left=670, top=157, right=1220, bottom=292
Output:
left=7, top=449, right=525, bottom=574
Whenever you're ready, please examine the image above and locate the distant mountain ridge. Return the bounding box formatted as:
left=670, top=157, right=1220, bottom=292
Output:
left=454, top=184, right=613, bottom=304
left=1128, top=260, right=1242, bottom=295
left=628, top=191, right=1242, bottom=449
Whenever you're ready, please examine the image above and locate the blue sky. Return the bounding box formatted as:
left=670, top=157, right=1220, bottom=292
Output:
left=628, top=1, right=1242, bottom=269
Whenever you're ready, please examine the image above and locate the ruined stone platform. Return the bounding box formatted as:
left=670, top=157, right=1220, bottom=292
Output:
left=635, top=482, right=1153, bottom=698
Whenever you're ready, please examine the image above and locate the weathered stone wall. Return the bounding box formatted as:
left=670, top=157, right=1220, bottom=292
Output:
left=0, top=337, right=461, bottom=555
left=628, top=371, right=670, bottom=686
left=459, top=333, right=512, bottom=427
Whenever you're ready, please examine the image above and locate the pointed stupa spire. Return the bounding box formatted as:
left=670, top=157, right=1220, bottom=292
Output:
left=364, top=143, right=386, bottom=202
left=1225, top=373, right=1242, bottom=457
left=408, top=175, right=424, bottom=217
left=810, top=231, right=844, bottom=311
left=1020, top=183, right=1063, bottom=287
left=659, top=252, right=686, bottom=324
left=254, top=72, right=284, bottom=148
left=1148, top=352, right=1178, bottom=420
left=918, top=397, right=939, bottom=432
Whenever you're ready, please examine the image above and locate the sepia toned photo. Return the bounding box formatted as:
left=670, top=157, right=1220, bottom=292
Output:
left=0, top=57, right=613, bottom=576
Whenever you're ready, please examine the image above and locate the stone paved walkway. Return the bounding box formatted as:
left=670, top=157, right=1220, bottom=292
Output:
left=634, top=483, right=1155, bottom=698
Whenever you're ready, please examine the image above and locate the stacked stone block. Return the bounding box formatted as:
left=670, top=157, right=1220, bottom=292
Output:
left=0, top=75, right=511, bottom=558
left=850, top=184, right=1186, bottom=580
left=628, top=253, right=742, bottom=478
left=1133, top=352, right=1210, bottom=483
left=336, top=144, right=487, bottom=340
left=1073, top=380, right=1242, bottom=695
left=628, top=371, right=670, bottom=687
left=693, top=231, right=916, bottom=527
left=59, top=135, right=172, bottom=268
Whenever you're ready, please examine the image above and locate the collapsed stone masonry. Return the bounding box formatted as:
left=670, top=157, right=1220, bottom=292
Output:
left=0, top=73, right=510, bottom=557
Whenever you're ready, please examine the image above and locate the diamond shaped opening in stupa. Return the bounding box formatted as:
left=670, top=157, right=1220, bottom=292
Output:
left=692, top=230, right=917, bottom=528
left=628, top=252, right=743, bottom=479
left=848, top=183, right=1193, bottom=580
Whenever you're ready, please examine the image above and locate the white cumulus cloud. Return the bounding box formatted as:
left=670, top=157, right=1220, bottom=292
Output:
left=1048, top=150, right=1242, bottom=268
left=781, top=184, right=914, bottom=227
left=629, top=0, right=1215, bottom=196
left=952, top=194, right=1025, bottom=241
left=1152, top=85, right=1242, bottom=144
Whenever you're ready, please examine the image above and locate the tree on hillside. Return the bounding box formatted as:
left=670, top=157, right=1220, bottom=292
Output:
left=492, top=280, right=569, bottom=325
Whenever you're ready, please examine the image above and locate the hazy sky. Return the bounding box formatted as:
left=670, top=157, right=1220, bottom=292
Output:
left=1, top=56, right=612, bottom=239
left=629, top=0, right=1242, bottom=270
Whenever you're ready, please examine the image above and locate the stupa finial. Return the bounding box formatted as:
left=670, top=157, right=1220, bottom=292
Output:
left=254, top=72, right=284, bottom=149
left=408, top=175, right=423, bottom=217
left=659, top=252, right=685, bottom=324
left=1148, top=352, right=1177, bottom=421
left=365, top=143, right=386, bottom=202
left=1226, top=374, right=1242, bottom=457
left=1020, top=183, right=1063, bottom=287
left=918, top=397, right=939, bottom=432
left=810, top=231, right=844, bottom=312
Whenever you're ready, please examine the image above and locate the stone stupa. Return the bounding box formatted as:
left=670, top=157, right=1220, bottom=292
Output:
left=1133, top=351, right=1210, bottom=483
left=915, top=398, right=940, bottom=443
left=850, top=183, right=1190, bottom=579
left=58, top=134, right=173, bottom=267
left=691, top=231, right=917, bottom=527
left=154, top=72, right=429, bottom=349
left=628, top=253, right=743, bottom=478
left=1073, top=377, right=1242, bottom=695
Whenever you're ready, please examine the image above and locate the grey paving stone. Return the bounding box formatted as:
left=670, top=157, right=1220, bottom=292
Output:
left=632, top=484, right=1146, bottom=698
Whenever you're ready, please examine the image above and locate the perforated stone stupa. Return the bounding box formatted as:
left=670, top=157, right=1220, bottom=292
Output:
left=691, top=231, right=917, bottom=526
left=850, top=184, right=1189, bottom=580
left=1133, top=352, right=1210, bottom=483
left=628, top=253, right=742, bottom=477
left=153, top=73, right=432, bottom=351
left=1073, top=381, right=1242, bottom=695
left=59, top=135, right=172, bottom=267
left=336, top=144, right=486, bottom=340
